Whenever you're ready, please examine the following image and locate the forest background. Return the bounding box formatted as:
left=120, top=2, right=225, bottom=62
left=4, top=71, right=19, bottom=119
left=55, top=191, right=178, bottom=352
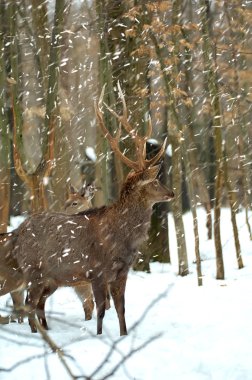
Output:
left=0, top=0, right=252, bottom=282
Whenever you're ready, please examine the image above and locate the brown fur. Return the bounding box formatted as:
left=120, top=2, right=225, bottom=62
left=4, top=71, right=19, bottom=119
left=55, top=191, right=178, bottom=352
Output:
left=12, top=167, right=174, bottom=335
left=0, top=184, right=98, bottom=324
left=0, top=232, right=25, bottom=323
left=64, top=184, right=95, bottom=320
left=0, top=233, right=24, bottom=292
left=28, top=184, right=98, bottom=323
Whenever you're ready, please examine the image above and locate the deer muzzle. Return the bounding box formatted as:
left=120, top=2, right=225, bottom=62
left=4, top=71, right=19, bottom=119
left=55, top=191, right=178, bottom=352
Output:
left=165, top=190, right=175, bottom=200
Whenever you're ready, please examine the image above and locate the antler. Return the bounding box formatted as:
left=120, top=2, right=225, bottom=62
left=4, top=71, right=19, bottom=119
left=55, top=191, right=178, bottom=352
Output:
left=95, top=86, right=140, bottom=171
left=95, top=83, right=167, bottom=171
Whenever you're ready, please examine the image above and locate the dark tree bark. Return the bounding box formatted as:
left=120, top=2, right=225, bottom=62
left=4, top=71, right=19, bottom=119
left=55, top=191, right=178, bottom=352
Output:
left=200, top=0, right=225, bottom=279
left=223, top=0, right=252, bottom=240
left=95, top=0, right=124, bottom=207
left=0, top=5, right=10, bottom=232
left=8, top=0, right=67, bottom=213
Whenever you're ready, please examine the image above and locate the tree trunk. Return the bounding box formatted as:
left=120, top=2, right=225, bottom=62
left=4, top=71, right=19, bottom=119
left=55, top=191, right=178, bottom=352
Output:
left=95, top=0, right=124, bottom=207
left=0, top=22, right=10, bottom=232
left=181, top=11, right=212, bottom=240
left=223, top=149, right=243, bottom=269
left=170, top=132, right=189, bottom=276
left=31, top=0, right=49, bottom=94
left=200, top=0, right=224, bottom=279
left=8, top=0, right=66, bottom=213
left=149, top=152, right=171, bottom=264
left=223, top=0, right=252, bottom=240
left=144, top=3, right=189, bottom=276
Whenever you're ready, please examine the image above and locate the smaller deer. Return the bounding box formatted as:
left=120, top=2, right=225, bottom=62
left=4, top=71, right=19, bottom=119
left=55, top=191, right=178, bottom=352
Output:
left=34, top=183, right=111, bottom=324
left=36, top=183, right=97, bottom=322
left=65, top=182, right=109, bottom=321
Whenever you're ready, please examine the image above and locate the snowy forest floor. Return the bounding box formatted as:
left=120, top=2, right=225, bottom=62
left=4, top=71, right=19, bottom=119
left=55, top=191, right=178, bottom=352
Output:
left=0, top=207, right=252, bottom=380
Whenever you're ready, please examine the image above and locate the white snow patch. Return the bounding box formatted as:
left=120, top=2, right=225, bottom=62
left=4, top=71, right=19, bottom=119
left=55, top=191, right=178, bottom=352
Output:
left=0, top=208, right=252, bottom=380
left=166, top=143, right=172, bottom=156
left=147, top=138, right=158, bottom=145
left=85, top=146, right=97, bottom=162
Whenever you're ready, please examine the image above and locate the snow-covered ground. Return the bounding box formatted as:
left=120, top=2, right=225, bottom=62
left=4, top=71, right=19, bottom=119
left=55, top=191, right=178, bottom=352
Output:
left=0, top=208, right=252, bottom=380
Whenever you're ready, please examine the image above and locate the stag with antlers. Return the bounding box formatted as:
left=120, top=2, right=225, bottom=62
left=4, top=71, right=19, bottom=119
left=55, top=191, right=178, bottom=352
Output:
left=3, top=84, right=174, bottom=335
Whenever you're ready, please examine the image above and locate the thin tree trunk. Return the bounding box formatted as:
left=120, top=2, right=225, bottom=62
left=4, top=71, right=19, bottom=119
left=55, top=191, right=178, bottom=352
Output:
left=95, top=0, right=124, bottom=207
left=31, top=0, right=49, bottom=94
left=170, top=132, right=189, bottom=276
left=149, top=152, right=171, bottom=264
left=145, top=9, right=189, bottom=276
left=200, top=0, right=225, bottom=280
left=223, top=0, right=252, bottom=240
left=223, top=149, right=243, bottom=269
left=181, top=11, right=212, bottom=240
left=181, top=126, right=203, bottom=284
left=0, top=16, right=10, bottom=232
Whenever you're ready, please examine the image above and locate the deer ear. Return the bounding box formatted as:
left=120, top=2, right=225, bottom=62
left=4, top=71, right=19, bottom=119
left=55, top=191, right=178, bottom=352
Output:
left=69, top=184, right=77, bottom=194
left=143, top=165, right=161, bottom=181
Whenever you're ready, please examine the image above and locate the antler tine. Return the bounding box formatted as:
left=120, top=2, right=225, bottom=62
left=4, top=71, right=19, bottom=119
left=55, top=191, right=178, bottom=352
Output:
left=145, top=136, right=168, bottom=167
left=95, top=88, right=140, bottom=172
left=146, top=116, right=153, bottom=139
left=103, top=101, right=122, bottom=123
left=103, top=83, right=145, bottom=169
left=96, top=83, right=165, bottom=172
left=103, top=101, right=134, bottom=139
left=101, top=82, right=132, bottom=136
left=117, top=82, right=153, bottom=169
left=117, top=81, right=127, bottom=120
left=94, top=101, right=113, bottom=141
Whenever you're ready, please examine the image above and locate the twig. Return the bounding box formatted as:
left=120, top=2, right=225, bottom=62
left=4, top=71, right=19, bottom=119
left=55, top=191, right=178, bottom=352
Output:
left=98, top=333, right=162, bottom=380
left=34, top=320, right=78, bottom=380
left=89, top=285, right=173, bottom=379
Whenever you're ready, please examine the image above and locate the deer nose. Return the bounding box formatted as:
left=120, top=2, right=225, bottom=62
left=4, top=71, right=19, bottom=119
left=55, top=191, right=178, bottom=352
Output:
left=170, top=191, right=175, bottom=198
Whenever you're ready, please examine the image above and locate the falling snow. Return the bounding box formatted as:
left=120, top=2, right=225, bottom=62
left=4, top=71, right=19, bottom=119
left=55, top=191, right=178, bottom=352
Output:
left=0, top=1, right=251, bottom=379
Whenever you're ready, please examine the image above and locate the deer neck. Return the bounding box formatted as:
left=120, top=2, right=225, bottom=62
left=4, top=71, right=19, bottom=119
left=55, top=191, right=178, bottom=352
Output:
left=111, top=192, right=153, bottom=246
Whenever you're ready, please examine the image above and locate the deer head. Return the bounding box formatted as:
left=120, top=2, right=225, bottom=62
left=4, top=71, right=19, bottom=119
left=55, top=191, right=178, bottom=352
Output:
left=64, top=183, right=96, bottom=214
left=95, top=83, right=174, bottom=205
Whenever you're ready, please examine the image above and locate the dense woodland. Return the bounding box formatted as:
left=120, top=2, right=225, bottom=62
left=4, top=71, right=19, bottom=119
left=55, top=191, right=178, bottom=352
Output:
left=0, top=0, right=252, bottom=283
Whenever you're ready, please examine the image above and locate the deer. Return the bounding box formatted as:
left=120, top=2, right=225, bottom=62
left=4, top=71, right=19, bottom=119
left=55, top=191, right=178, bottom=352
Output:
left=65, top=183, right=111, bottom=319
left=9, top=83, right=174, bottom=335
left=64, top=183, right=95, bottom=214
left=0, top=182, right=100, bottom=323
left=64, top=183, right=96, bottom=321
left=65, top=183, right=109, bottom=318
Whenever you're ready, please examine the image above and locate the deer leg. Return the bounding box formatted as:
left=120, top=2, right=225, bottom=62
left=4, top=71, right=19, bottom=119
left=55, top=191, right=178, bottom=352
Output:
left=92, top=280, right=107, bottom=335
left=36, top=283, right=58, bottom=330
left=105, top=285, right=111, bottom=310
left=110, top=275, right=128, bottom=336
left=11, top=290, right=25, bottom=323
left=74, top=283, right=94, bottom=321
left=26, top=284, right=45, bottom=333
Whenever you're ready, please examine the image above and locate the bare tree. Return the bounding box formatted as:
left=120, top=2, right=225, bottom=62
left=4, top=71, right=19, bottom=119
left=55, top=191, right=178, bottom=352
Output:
left=8, top=0, right=67, bottom=213
left=199, top=0, right=225, bottom=279
left=0, top=2, right=10, bottom=233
